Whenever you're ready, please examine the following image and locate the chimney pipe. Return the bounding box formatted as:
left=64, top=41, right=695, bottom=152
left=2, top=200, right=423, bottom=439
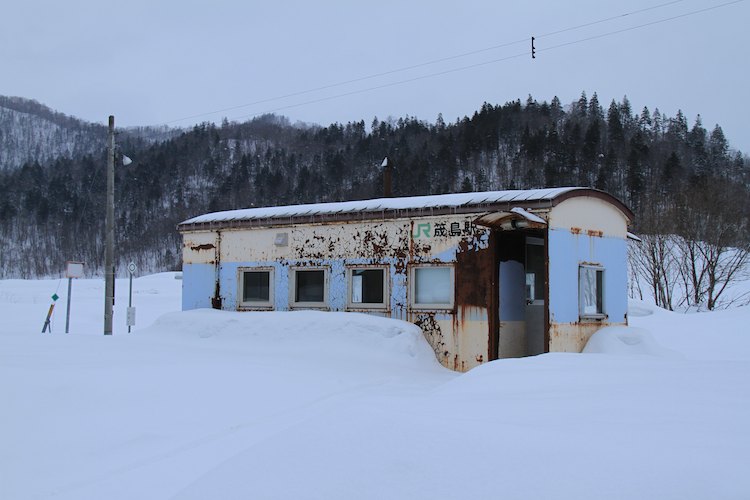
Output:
left=381, top=157, right=392, bottom=198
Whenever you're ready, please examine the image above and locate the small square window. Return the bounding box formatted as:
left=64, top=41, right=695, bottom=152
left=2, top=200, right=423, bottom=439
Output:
left=410, top=265, right=454, bottom=309
left=579, top=265, right=605, bottom=319
left=238, top=268, right=274, bottom=309
left=347, top=267, right=388, bottom=309
left=290, top=268, right=328, bottom=308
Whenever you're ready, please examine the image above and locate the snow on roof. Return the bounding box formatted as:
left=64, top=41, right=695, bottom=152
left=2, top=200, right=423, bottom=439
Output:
left=180, top=187, right=583, bottom=226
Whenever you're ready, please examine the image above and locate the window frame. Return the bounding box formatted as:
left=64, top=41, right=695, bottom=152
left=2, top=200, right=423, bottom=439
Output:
left=409, top=263, right=455, bottom=310
left=289, top=266, right=330, bottom=309
left=237, top=267, right=275, bottom=310
left=345, top=265, right=390, bottom=311
left=578, top=264, right=606, bottom=320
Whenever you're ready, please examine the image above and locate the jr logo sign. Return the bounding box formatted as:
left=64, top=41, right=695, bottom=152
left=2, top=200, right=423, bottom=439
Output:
left=412, top=220, right=480, bottom=239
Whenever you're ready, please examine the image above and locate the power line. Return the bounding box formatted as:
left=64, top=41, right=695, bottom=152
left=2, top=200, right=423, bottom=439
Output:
left=230, top=51, right=529, bottom=122
left=539, top=0, right=745, bottom=54
left=162, top=0, right=691, bottom=125
left=165, top=0, right=744, bottom=126
left=227, top=0, right=744, bottom=123
left=536, top=0, right=686, bottom=39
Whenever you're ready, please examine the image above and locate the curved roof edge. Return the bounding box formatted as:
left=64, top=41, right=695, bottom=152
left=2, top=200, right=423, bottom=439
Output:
left=552, top=188, right=634, bottom=221
left=178, top=187, right=633, bottom=231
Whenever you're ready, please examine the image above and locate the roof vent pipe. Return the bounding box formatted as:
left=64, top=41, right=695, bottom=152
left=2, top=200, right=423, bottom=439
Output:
left=381, top=157, right=392, bottom=198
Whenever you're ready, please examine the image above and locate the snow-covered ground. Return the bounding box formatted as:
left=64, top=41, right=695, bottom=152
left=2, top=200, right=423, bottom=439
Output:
left=1, top=274, right=748, bottom=500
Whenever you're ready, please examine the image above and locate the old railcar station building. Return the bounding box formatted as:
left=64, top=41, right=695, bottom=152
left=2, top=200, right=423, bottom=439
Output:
left=178, top=188, right=633, bottom=371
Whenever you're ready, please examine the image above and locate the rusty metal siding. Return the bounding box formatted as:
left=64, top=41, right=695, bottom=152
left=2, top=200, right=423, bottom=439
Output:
left=182, top=231, right=218, bottom=265
left=182, top=231, right=220, bottom=310
left=548, top=322, right=620, bottom=352
left=180, top=193, right=632, bottom=371
left=546, top=196, right=629, bottom=353
left=405, top=215, right=493, bottom=371
left=181, top=213, right=495, bottom=371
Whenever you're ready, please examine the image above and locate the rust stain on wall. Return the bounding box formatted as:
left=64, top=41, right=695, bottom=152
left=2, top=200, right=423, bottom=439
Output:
left=190, top=243, right=215, bottom=251
left=453, top=355, right=466, bottom=372
left=586, top=229, right=603, bottom=237
left=413, top=313, right=449, bottom=365
left=455, top=237, right=494, bottom=308
left=548, top=321, right=615, bottom=352
left=211, top=231, right=222, bottom=309
left=451, top=231, right=498, bottom=369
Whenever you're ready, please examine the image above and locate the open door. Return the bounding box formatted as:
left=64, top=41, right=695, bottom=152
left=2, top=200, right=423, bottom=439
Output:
left=524, top=236, right=545, bottom=355
left=476, top=210, right=549, bottom=359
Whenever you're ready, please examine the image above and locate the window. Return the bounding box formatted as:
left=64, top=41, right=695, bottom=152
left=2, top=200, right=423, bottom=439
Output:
left=290, top=268, right=328, bottom=308
left=347, top=267, right=388, bottom=309
left=579, top=265, right=605, bottom=319
left=410, top=265, right=454, bottom=309
left=238, top=268, right=274, bottom=309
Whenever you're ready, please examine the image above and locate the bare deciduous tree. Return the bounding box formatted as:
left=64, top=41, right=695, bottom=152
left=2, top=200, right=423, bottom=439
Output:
left=675, top=180, right=750, bottom=310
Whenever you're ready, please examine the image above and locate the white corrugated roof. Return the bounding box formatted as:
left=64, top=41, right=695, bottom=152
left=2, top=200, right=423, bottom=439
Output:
left=180, top=187, right=583, bottom=225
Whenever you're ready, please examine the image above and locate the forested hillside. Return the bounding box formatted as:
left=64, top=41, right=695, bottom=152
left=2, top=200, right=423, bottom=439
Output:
left=1, top=93, right=748, bottom=295
left=0, top=96, right=107, bottom=171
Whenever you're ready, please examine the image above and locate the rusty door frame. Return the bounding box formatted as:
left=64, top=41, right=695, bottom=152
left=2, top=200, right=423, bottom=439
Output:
left=492, top=228, right=549, bottom=358
left=211, top=230, right=223, bottom=309
left=488, top=230, right=499, bottom=361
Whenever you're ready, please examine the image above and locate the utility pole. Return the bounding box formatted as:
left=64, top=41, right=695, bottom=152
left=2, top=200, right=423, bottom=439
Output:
left=104, top=115, right=115, bottom=335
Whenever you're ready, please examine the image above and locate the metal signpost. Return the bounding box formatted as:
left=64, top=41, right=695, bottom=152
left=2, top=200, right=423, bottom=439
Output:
left=127, top=262, right=137, bottom=333
left=65, top=261, right=84, bottom=334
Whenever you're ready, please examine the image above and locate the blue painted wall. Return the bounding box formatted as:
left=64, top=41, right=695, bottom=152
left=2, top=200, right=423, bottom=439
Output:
left=184, top=228, right=628, bottom=329
left=182, top=263, right=216, bottom=310
left=196, top=257, right=418, bottom=317
left=547, top=229, right=627, bottom=324
left=216, top=261, right=289, bottom=311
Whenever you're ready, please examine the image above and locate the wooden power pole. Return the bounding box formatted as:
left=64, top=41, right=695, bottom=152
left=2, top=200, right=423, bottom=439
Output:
left=104, top=115, right=115, bottom=335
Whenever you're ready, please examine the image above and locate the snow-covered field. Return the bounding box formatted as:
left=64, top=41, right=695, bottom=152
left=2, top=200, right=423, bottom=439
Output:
left=1, top=273, right=748, bottom=500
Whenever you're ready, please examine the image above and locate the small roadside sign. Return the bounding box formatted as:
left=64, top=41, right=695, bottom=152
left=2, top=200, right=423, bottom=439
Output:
left=66, top=261, right=85, bottom=279
left=127, top=307, right=136, bottom=327
left=64, top=261, right=84, bottom=334
left=127, top=262, right=137, bottom=332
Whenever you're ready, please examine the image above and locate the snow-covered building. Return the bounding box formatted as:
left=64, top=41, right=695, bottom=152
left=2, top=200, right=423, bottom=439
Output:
left=177, top=187, right=634, bottom=371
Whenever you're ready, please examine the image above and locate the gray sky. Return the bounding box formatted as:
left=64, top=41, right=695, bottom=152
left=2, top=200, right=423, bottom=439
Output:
left=2, top=0, right=748, bottom=152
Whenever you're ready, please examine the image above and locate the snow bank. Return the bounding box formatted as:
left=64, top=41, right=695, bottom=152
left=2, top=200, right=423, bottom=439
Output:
left=629, top=299, right=750, bottom=361
left=141, top=308, right=443, bottom=371
left=583, top=325, right=682, bottom=357
left=176, top=351, right=750, bottom=500
left=2, top=277, right=750, bottom=500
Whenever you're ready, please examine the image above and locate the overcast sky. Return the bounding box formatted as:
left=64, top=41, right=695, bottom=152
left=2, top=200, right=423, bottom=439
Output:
left=2, top=0, right=748, bottom=152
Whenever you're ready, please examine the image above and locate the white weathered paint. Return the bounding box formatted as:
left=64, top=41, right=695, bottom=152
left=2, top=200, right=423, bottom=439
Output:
left=183, top=231, right=218, bottom=265
left=548, top=196, right=629, bottom=238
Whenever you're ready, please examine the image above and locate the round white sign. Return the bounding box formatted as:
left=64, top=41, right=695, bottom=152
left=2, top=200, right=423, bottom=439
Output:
left=127, top=262, right=137, bottom=274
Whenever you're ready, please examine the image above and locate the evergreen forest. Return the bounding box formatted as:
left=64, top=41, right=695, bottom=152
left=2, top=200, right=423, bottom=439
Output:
left=1, top=93, right=748, bottom=307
